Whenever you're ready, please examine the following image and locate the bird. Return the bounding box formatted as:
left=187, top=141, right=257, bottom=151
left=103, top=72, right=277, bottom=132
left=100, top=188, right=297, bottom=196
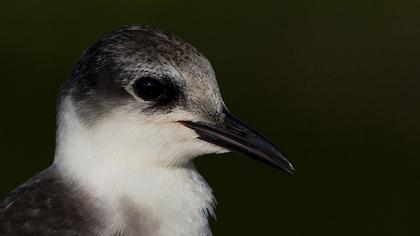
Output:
left=0, top=24, right=294, bottom=236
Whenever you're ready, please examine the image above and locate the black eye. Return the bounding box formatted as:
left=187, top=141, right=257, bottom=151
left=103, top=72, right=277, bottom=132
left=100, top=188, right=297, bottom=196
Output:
left=133, top=77, right=164, bottom=101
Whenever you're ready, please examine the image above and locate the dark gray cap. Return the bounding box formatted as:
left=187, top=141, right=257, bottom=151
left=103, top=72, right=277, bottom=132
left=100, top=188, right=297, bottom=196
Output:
left=60, top=24, right=224, bottom=125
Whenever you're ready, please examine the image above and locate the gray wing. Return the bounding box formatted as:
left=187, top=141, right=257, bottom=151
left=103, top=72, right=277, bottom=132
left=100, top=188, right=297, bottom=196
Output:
left=0, top=167, right=102, bottom=236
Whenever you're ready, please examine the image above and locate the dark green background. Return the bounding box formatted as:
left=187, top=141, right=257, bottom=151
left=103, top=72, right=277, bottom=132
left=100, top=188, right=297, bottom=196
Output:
left=1, top=0, right=419, bottom=235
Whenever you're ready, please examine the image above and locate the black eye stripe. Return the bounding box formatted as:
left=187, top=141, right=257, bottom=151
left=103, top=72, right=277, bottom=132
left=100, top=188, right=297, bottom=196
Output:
left=133, top=77, right=164, bottom=101
left=132, top=76, right=182, bottom=110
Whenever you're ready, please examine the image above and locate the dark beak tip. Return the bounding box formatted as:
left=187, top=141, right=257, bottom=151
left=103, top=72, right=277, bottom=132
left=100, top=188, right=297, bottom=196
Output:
left=278, top=162, right=295, bottom=175
left=287, top=164, right=295, bottom=175
left=273, top=153, right=295, bottom=174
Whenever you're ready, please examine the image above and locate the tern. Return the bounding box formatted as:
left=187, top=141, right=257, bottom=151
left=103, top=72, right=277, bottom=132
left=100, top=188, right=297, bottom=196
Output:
left=0, top=25, right=294, bottom=236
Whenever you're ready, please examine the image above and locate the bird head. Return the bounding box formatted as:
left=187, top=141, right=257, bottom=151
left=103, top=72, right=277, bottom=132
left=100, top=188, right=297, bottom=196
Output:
left=57, top=25, right=293, bottom=173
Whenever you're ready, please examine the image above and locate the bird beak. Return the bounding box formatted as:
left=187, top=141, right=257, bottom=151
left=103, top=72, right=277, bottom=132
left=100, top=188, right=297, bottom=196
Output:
left=178, top=109, right=294, bottom=174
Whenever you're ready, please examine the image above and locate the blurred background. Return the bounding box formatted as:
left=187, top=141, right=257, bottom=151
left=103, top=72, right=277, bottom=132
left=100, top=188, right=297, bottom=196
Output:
left=0, top=0, right=419, bottom=235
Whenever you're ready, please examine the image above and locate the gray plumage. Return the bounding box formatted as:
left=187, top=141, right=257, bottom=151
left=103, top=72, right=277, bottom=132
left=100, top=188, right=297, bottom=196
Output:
left=0, top=166, right=102, bottom=235
left=62, top=24, right=223, bottom=126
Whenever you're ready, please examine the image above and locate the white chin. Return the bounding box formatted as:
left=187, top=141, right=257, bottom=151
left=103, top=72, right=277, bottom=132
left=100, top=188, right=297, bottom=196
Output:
left=191, top=139, right=230, bottom=156
left=214, top=146, right=230, bottom=154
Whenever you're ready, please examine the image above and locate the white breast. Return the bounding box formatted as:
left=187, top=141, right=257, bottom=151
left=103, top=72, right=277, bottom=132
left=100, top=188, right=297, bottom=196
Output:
left=62, top=162, right=215, bottom=236
left=54, top=98, right=222, bottom=236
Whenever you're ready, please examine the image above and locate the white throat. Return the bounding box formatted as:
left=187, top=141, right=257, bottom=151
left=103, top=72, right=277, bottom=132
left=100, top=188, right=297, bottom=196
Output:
left=54, top=98, right=225, bottom=236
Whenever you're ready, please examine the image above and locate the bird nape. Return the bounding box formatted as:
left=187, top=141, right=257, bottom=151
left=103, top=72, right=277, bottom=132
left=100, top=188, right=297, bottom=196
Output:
left=0, top=24, right=293, bottom=236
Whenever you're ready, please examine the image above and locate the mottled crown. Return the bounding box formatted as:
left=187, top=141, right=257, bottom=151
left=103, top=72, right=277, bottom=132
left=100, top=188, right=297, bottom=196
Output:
left=59, top=25, right=224, bottom=124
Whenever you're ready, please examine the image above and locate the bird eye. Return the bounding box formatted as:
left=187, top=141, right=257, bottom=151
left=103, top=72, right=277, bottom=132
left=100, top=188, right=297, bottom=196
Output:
left=133, top=77, right=164, bottom=101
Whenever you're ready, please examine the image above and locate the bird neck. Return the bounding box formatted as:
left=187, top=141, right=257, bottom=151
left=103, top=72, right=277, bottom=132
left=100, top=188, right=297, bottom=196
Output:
left=53, top=98, right=215, bottom=235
